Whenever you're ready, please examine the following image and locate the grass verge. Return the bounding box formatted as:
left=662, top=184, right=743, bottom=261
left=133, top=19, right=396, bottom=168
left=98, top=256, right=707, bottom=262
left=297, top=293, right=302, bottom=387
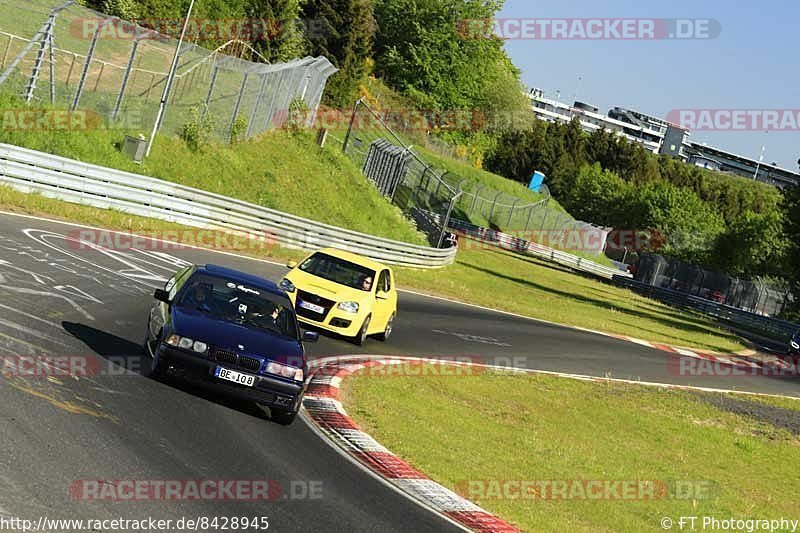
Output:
left=343, top=367, right=800, bottom=532
left=396, top=246, right=746, bottom=353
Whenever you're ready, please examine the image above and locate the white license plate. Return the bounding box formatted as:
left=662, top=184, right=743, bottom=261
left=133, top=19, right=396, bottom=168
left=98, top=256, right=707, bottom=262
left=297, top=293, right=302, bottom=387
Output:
left=298, top=299, right=325, bottom=314
left=215, top=366, right=255, bottom=387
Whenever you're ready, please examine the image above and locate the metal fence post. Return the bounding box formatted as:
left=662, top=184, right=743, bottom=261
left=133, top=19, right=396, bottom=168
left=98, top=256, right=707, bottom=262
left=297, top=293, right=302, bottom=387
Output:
left=342, top=97, right=364, bottom=153
left=202, top=60, right=221, bottom=120
left=507, top=199, right=519, bottom=228
left=488, top=190, right=503, bottom=223
left=246, top=71, right=268, bottom=138
left=48, top=20, right=55, bottom=104
left=24, top=14, right=55, bottom=102
left=0, top=1, right=75, bottom=88
left=72, top=18, right=112, bottom=111
left=438, top=190, right=464, bottom=248
left=470, top=184, right=484, bottom=214
left=524, top=205, right=534, bottom=231
left=228, top=72, right=249, bottom=141
left=112, top=38, right=140, bottom=121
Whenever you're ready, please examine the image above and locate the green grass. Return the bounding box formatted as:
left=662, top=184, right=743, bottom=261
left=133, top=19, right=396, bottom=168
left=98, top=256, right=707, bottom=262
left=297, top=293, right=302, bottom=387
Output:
left=0, top=93, right=427, bottom=246
left=344, top=368, right=800, bottom=532
left=396, top=246, right=746, bottom=353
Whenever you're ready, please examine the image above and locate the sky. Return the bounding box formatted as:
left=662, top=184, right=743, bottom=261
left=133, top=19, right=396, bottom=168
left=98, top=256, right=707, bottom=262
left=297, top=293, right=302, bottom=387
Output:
left=497, top=0, right=799, bottom=170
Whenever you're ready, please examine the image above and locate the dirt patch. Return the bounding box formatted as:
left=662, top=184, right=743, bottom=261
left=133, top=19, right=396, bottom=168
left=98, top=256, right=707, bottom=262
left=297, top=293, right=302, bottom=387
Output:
left=696, top=393, right=800, bottom=435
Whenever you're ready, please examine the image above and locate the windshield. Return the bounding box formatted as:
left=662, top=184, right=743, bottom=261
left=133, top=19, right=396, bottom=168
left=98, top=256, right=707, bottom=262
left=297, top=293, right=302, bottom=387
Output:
left=176, top=273, right=299, bottom=339
left=299, top=252, right=376, bottom=292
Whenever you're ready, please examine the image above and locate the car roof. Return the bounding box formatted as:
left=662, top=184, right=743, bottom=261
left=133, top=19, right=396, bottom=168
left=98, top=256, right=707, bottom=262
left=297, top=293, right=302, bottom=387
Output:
left=197, top=264, right=287, bottom=298
left=313, top=248, right=390, bottom=273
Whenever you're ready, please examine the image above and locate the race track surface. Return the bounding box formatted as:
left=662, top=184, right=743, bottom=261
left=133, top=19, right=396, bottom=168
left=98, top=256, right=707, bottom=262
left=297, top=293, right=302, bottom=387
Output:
left=0, top=213, right=796, bottom=530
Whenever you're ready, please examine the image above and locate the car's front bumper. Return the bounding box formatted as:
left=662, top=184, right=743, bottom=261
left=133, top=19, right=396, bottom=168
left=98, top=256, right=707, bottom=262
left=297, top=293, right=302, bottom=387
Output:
left=156, top=345, right=305, bottom=411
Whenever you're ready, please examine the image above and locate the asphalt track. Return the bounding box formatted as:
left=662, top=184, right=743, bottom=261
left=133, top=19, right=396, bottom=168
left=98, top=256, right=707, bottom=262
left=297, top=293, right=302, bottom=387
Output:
left=0, top=213, right=797, bottom=531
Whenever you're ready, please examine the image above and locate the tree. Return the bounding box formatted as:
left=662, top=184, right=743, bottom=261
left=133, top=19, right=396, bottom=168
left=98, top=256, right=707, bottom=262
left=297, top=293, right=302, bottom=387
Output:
left=302, top=0, right=376, bottom=106
left=712, top=210, right=787, bottom=277
left=245, top=0, right=306, bottom=63
left=781, top=185, right=800, bottom=318
left=372, top=0, right=526, bottom=120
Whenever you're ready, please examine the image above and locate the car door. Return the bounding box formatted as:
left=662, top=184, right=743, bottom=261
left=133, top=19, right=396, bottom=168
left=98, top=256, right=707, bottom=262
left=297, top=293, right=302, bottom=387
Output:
left=372, top=269, right=396, bottom=331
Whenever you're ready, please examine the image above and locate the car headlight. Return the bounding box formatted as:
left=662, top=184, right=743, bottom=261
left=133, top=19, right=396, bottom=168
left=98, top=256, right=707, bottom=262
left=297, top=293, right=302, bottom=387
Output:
left=166, top=335, right=207, bottom=353
left=791, top=341, right=799, bottom=350
left=279, top=278, right=295, bottom=293
left=337, top=301, right=359, bottom=313
left=266, top=361, right=304, bottom=381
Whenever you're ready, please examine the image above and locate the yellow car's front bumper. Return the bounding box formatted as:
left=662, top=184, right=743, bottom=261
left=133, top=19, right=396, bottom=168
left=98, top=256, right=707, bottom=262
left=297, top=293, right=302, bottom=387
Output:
left=288, top=293, right=365, bottom=338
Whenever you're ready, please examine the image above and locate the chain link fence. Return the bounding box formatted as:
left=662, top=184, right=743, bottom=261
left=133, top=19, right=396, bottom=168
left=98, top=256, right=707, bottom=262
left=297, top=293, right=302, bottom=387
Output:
left=0, top=0, right=337, bottom=141
left=633, top=252, right=792, bottom=317
left=340, top=98, right=608, bottom=253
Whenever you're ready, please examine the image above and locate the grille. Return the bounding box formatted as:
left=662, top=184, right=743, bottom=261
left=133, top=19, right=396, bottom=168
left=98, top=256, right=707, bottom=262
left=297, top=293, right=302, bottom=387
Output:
left=296, top=290, right=335, bottom=321
left=212, top=348, right=237, bottom=365
left=238, top=356, right=262, bottom=373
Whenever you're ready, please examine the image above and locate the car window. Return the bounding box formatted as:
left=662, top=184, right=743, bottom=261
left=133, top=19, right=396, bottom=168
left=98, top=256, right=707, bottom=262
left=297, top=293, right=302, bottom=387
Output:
left=175, top=273, right=299, bottom=340
left=166, top=266, right=193, bottom=300
left=378, top=269, right=391, bottom=293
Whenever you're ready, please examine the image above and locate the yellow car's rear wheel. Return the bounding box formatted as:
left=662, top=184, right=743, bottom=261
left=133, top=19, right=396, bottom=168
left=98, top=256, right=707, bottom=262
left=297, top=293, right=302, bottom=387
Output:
left=376, top=313, right=394, bottom=342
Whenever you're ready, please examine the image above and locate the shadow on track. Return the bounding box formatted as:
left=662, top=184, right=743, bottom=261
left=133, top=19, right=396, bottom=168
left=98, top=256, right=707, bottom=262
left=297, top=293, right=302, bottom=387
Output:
left=61, top=321, right=276, bottom=423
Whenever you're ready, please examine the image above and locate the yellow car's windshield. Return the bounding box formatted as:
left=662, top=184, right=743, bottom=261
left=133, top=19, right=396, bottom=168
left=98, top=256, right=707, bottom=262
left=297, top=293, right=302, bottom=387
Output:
left=299, top=252, right=376, bottom=292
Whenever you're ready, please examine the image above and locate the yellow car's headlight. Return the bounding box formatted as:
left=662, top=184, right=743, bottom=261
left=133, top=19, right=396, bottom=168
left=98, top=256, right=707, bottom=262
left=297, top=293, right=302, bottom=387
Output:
left=337, top=301, right=359, bottom=313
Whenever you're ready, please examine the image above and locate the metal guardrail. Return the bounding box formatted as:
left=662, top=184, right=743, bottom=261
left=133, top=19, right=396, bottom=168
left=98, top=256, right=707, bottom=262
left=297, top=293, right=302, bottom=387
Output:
left=613, top=276, right=800, bottom=340
left=429, top=212, right=629, bottom=280
left=0, top=143, right=458, bottom=268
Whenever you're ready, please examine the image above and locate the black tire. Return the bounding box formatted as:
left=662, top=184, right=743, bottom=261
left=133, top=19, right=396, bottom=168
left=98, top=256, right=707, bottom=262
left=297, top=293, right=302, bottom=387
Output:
left=376, top=313, right=395, bottom=342
left=142, top=326, right=164, bottom=379
left=352, top=315, right=371, bottom=346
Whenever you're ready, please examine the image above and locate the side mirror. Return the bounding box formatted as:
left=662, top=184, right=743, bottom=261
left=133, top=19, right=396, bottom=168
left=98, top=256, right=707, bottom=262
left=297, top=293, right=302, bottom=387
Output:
left=302, top=331, right=319, bottom=343
left=286, top=260, right=298, bottom=269
left=154, top=288, right=171, bottom=304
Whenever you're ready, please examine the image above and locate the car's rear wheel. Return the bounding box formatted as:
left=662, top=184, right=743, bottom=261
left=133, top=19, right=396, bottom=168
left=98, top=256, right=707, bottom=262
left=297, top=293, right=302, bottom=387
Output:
left=352, top=315, right=371, bottom=345
left=376, top=313, right=394, bottom=342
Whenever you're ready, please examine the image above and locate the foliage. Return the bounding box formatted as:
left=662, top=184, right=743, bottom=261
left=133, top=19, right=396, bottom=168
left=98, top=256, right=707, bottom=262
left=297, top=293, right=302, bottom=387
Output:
left=229, top=114, right=249, bottom=144
left=302, top=0, right=376, bottom=107
left=180, top=105, right=215, bottom=151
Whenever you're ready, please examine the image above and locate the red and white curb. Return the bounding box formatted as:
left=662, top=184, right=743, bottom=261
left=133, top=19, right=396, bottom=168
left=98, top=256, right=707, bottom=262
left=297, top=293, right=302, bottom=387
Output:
left=303, top=356, right=520, bottom=533
left=570, top=327, right=795, bottom=372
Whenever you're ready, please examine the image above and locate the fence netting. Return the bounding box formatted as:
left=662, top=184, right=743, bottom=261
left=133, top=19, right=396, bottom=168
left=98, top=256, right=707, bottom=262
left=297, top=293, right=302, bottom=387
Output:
left=0, top=0, right=337, bottom=141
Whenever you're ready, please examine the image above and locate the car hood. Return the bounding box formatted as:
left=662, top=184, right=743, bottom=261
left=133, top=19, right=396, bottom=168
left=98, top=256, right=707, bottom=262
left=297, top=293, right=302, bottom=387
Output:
left=171, top=308, right=304, bottom=362
left=286, top=269, right=368, bottom=301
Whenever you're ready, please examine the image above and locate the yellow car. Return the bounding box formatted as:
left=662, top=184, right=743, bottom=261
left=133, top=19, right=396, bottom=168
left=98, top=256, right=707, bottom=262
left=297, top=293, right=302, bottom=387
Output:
left=279, top=248, right=398, bottom=345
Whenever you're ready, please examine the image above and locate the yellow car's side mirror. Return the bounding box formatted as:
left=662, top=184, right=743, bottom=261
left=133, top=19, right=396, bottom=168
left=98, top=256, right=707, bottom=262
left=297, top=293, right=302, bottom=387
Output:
left=286, top=260, right=298, bottom=269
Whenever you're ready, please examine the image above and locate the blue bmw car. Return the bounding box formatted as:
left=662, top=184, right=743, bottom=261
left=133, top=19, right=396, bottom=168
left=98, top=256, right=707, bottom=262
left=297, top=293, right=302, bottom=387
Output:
left=143, top=264, right=318, bottom=425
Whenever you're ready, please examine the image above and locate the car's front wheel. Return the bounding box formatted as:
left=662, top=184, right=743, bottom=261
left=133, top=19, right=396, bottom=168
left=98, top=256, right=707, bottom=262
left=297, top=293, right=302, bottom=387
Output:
left=376, top=313, right=394, bottom=342
left=352, top=315, right=371, bottom=346
left=142, top=326, right=164, bottom=379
